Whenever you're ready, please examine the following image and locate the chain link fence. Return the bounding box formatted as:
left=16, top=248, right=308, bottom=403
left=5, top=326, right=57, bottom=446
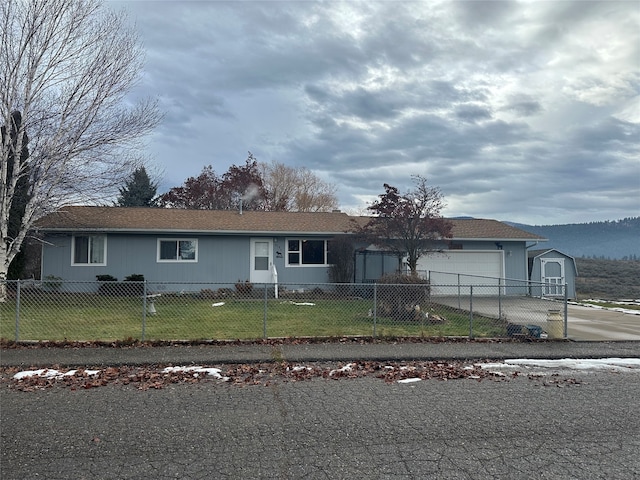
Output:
left=1, top=279, right=567, bottom=342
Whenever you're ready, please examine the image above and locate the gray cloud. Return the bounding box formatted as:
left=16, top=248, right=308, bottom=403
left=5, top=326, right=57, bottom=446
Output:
left=118, top=0, right=639, bottom=225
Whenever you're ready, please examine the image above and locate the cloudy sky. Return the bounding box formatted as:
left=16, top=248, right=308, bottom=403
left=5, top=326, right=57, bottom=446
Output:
left=117, top=0, right=639, bottom=225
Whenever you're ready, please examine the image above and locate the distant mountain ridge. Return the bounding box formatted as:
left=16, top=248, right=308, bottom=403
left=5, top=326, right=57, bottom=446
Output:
left=504, top=217, right=640, bottom=260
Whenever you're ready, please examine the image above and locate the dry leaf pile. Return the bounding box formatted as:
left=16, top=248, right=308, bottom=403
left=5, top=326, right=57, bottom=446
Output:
left=0, top=359, right=582, bottom=392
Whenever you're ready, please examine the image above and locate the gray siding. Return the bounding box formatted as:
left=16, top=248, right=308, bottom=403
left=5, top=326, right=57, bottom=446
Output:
left=41, top=233, right=539, bottom=292
left=41, top=233, right=336, bottom=289
left=354, top=240, right=531, bottom=292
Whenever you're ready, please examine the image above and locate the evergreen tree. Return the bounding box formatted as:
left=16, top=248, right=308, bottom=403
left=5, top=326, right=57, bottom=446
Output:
left=116, top=167, right=158, bottom=207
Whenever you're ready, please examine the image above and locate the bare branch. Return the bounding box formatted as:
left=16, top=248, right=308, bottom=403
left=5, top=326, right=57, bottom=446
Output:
left=260, top=161, right=338, bottom=212
left=1, top=0, right=161, bottom=288
left=354, top=175, right=452, bottom=276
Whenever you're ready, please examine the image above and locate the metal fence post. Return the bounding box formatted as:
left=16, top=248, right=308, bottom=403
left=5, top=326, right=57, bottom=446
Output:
left=263, top=283, right=268, bottom=339
left=564, top=284, right=568, bottom=339
left=498, top=278, right=502, bottom=321
left=142, top=280, right=147, bottom=342
left=469, top=285, right=474, bottom=339
left=15, top=280, right=21, bottom=342
left=373, top=283, right=377, bottom=338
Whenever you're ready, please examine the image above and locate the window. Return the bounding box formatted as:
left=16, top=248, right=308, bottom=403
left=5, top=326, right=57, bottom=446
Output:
left=287, top=239, right=330, bottom=266
left=157, top=239, right=197, bottom=262
left=72, top=235, right=106, bottom=265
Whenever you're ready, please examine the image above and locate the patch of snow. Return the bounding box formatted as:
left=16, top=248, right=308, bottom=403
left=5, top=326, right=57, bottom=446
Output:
left=572, top=299, right=640, bottom=315
left=329, top=363, right=354, bottom=376
left=288, top=366, right=313, bottom=372
left=14, top=368, right=100, bottom=380
left=162, top=366, right=229, bottom=381
left=397, top=378, right=421, bottom=384
left=477, top=358, right=640, bottom=374
left=476, top=363, right=520, bottom=370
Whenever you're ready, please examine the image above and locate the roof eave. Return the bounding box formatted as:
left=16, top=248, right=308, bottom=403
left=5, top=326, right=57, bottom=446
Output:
left=37, top=227, right=350, bottom=236
left=451, top=237, right=548, bottom=242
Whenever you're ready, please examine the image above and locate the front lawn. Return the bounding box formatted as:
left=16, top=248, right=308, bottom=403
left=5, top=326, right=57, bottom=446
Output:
left=0, top=294, right=506, bottom=342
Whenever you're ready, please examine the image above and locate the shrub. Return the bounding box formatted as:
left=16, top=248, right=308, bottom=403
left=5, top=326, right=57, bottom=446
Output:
left=96, top=274, right=117, bottom=282
left=235, top=280, right=253, bottom=296
left=124, top=274, right=145, bottom=295
left=42, top=275, right=63, bottom=291
left=328, top=236, right=355, bottom=283
left=97, top=274, right=143, bottom=296
left=376, top=273, right=430, bottom=321
left=125, top=273, right=145, bottom=282
left=200, top=288, right=217, bottom=299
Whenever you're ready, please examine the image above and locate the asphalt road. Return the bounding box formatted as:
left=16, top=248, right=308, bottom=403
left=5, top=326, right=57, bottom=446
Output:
left=2, top=369, right=639, bottom=479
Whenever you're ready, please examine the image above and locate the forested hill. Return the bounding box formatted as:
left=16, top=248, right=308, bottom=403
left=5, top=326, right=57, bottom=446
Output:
left=505, top=217, right=640, bottom=260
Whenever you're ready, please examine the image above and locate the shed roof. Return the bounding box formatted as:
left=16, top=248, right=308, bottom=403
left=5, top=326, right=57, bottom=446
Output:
left=528, top=248, right=576, bottom=259
left=36, top=206, right=546, bottom=241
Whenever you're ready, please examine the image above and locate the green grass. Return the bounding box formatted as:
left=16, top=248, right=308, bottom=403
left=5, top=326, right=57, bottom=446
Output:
left=0, top=294, right=506, bottom=342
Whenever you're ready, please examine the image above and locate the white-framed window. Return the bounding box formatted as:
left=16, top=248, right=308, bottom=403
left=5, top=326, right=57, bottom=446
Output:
left=286, top=239, right=333, bottom=266
left=72, top=235, right=107, bottom=266
left=157, top=238, right=198, bottom=262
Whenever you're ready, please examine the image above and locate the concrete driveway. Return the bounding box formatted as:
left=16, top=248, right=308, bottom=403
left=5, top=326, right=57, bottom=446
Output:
left=566, top=304, right=640, bottom=341
left=434, top=295, right=640, bottom=341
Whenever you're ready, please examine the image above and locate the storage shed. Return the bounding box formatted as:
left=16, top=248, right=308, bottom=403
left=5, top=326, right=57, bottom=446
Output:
left=528, top=249, right=578, bottom=299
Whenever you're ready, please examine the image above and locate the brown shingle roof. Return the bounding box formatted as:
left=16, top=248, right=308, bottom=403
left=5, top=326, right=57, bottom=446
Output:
left=447, top=218, right=546, bottom=240
left=36, top=206, right=355, bottom=234
left=36, top=206, right=546, bottom=241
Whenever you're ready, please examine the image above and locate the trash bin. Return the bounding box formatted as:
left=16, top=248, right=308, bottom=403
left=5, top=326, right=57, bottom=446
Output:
left=507, top=323, right=524, bottom=337
left=546, top=309, right=563, bottom=339
left=525, top=324, right=543, bottom=338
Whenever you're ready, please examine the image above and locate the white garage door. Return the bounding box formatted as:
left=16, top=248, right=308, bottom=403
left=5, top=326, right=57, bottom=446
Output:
left=418, top=251, right=504, bottom=296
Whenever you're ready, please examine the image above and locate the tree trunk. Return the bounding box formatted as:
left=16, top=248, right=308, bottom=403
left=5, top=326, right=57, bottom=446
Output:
left=0, top=246, right=8, bottom=303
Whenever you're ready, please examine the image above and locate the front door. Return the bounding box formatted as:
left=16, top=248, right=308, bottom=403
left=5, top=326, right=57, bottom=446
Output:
left=250, top=238, right=273, bottom=284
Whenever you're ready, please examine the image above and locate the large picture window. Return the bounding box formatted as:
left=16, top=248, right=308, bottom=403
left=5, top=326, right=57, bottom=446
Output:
left=287, top=239, right=330, bottom=266
left=157, top=239, right=198, bottom=262
left=72, top=235, right=106, bottom=265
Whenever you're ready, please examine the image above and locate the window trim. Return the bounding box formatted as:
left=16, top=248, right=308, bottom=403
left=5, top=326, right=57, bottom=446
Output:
left=285, top=238, right=331, bottom=267
left=157, top=238, right=198, bottom=263
left=71, top=234, right=107, bottom=266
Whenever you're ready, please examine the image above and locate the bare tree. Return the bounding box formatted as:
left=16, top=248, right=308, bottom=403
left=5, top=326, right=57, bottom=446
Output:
left=0, top=0, right=161, bottom=298
left=259, top=161, right=297, bottom=211
left=260, top=161, right=338, bottom=212
left=294, top=166, right=338, bottom=212
left=353, top=176, right=452, bottom=276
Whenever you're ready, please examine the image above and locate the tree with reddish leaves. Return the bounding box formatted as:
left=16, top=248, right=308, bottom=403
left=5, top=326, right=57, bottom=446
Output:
left=354, top=175, right=452, bottom=276
left=156, top=165, right=222, bottom=209
left=219, top=152, right=266, bottom=211
left=157, top=153, right=267, bottom=210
